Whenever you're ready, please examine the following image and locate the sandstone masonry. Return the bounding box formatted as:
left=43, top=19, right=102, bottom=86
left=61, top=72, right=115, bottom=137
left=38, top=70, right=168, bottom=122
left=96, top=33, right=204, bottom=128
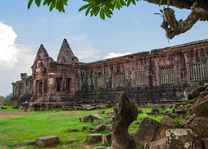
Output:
left=12, top=39, right=208, bottom=107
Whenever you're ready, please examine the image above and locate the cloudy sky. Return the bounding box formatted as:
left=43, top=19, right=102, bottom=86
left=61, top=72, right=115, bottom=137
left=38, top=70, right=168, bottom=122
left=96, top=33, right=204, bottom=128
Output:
left=0, top=0, right=207, bottom=96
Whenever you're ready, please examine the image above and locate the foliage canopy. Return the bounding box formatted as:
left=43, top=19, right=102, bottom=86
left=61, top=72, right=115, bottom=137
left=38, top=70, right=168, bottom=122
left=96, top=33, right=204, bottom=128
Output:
left=27, top=0, right=208, bottom=39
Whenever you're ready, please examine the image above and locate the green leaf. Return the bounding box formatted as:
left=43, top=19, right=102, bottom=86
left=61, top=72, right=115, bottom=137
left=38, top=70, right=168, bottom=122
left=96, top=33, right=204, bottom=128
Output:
left=56, top=0, right=63, bottom=12
left=103, top=7, right=112, bottom=18
left=93, top=7, right=100, bottom=16
left=127, top=0, right=131, bottom=6
left=79, top=4, right=90, bottom=12
left=85, top=6, right=91, bottom=16
left=28, top=0, right=33, bottom=9
left=35, top=0, right=41, bottom=7
left=49, top=1, right=55, bottom=11
left=100, top=9, right=105, bottom=20
left=43, top=0, right=52, bottom=6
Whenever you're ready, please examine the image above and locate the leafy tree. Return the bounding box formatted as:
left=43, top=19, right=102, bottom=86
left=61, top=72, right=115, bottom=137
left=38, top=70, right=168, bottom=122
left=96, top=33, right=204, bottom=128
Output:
left=27, top=0, right=208, bottom=39
left=5, top=93, right=13, bottom=100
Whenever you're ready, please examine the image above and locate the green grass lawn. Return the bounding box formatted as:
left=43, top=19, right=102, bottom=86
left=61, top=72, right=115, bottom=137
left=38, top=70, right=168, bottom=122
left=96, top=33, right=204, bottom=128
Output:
left=0, top=106, right=19, bottom=112
left=0, top=106, right=169, bottom=148
left=0, top=107, right=113, bottom=148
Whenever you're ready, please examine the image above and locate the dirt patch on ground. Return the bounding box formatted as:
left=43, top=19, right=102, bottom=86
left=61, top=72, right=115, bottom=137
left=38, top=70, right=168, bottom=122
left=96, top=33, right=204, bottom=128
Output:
left=0, top=112, right=29, bottom=119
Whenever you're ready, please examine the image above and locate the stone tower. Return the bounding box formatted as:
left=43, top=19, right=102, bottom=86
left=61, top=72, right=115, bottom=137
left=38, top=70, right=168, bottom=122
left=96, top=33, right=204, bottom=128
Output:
left=57, top=39, right=79, bottom=65
left=31, top=44, right=53, bottom=74
left=36, top=44, right=49, bottom=58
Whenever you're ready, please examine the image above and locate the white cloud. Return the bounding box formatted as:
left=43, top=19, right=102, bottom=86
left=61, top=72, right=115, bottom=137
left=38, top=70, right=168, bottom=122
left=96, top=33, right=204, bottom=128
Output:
left=104, top=52, right=132, bottom=59
left=0, top=22, right=35, bottom=96
left=0, top=23, right=18, bottom=66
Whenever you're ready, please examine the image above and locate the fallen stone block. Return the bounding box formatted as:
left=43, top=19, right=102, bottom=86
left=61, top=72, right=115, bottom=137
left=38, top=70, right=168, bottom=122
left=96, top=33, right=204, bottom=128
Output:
left=153, top=124, right=169, bottom=140
left=67, top=128, right=78, bottom=132
left=86, top=134, right=103, bottom=143
left=187, top=85, right=207, bottom=100
left=96, top=125, right=107, bottom=131
left=92, top=114, right=105, bottom=120
left=134, top=118, right=160, bottom=145
left=166, top=129, right=203, bottom=149
left=36, top=136, right=60, bottom=147
left=161, top=116, right=175, bottom=128
left=80, top=114, right=104, bottom=122
left=149, top=138, right=167, bottom=149
left=189, top=117, right=208, bottom=138
left=192, top=99, right=208, bottom=117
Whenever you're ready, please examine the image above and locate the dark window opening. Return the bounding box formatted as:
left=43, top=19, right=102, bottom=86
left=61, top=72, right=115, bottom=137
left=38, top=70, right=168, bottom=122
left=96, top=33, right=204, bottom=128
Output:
left=56, top=77, right=62, bottom=91
left=38, top=81, right=43, bottom=97
left=116, top=65, right=120, bottom=74
left=66, top=78, right=71, bottom=91
left=44, top=79, right=47, bottom=94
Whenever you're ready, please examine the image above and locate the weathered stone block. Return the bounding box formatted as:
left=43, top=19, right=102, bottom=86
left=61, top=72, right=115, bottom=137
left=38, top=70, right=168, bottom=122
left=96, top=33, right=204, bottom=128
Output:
left=189, top=117, right=208, bottom=138
left=187, top=85, right=207, bottom=100
left=161, top=116, right=175, bottom=128
left=86, top=134, right=103, bottom=143
left=134, top=118, right=160, bottom=145
left=96, top=125, right=107, bottom=131
left=67, top=128, right=78, bottom=132
left=36, top=136, right=60, bottom=147
left=192, top=99, right=208, bottom=117
left=80, top=114, right=104, bottom=122
left=153, top=124, right=169, bottom=140
left=166, top=129, right=203, bottom=149
left=149, top=138, right=167, bottom=149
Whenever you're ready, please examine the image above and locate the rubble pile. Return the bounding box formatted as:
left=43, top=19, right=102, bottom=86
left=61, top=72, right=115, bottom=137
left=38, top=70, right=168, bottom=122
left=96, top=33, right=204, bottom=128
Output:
left=112, top=89, right=208, bottom=149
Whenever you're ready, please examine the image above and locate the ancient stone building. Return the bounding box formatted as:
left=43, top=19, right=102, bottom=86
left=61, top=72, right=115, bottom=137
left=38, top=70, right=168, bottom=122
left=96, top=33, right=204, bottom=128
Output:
left=12, top=39, right=208, bottom=107
left=12, top=73, right=33, bottom=104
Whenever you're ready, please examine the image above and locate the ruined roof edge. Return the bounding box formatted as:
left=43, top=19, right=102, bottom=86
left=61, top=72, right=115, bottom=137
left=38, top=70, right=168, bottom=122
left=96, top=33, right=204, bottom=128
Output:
left=87, top=38, right=208, bottom=65
left=151, top=39, right=208, bottom=52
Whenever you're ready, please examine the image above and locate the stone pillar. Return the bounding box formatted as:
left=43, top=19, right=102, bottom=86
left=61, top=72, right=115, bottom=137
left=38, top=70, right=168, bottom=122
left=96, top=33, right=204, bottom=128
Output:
left=33, top=80, right=37, bottom=100
left=48, top=78, right=55, bottom=95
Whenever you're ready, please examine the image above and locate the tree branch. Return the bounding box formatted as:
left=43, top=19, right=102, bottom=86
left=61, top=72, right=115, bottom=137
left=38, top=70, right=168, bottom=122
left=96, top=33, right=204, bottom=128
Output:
left=144, top=0, right=192, bottom=9
left=160, top=1, right=208, bottom=39
left=161, top=8, right=199, bottom=39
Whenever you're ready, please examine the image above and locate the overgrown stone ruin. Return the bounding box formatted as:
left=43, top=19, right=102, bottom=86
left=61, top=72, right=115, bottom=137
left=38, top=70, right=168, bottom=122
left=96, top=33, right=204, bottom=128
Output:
left=111, top=88, right=208, bottom=149
left=11, top=38, right=208, bottom=109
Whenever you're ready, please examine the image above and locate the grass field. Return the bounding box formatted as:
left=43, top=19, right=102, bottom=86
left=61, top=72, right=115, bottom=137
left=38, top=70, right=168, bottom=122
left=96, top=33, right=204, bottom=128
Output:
left=0, top=106, right=167, bottom=149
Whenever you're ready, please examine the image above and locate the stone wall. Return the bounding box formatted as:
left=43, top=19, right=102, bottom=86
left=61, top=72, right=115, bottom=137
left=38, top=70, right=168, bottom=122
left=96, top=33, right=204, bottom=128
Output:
left=76, top=39, right=208, bottom=103
left=12, top=74, right=33, bottom=105
left=12, top=39, right=208, bottom=105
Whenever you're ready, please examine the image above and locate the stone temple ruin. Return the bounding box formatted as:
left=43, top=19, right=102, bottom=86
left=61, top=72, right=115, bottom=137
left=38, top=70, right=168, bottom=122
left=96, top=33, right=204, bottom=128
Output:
left=12, top=39, right=208, bottom=108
